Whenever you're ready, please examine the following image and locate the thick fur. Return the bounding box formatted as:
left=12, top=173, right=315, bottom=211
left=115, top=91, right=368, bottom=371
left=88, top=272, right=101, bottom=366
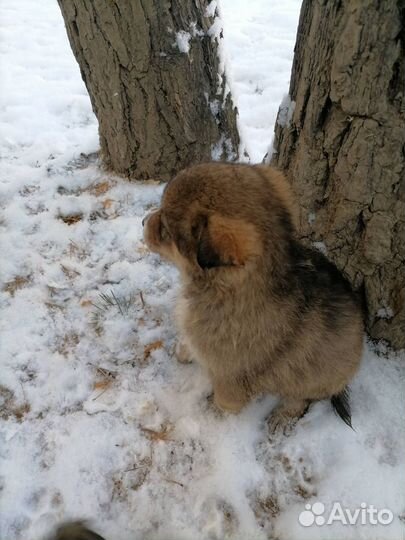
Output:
left=144, top=163, right=363, bottom=430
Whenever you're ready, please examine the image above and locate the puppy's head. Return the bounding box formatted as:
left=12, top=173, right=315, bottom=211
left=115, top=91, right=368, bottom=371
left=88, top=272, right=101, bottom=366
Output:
left=143, top=163, right=292, bottom=279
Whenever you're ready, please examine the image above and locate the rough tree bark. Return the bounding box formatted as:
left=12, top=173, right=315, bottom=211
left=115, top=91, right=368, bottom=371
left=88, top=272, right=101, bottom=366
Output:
left=57, top=0, right=240, bottom=180
left=271, top=0, right=405, bottom=349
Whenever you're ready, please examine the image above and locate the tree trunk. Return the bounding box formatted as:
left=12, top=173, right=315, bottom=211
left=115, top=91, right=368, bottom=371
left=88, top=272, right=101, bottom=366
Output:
left=57, top=0, right=240, bottom=180
left=271, top=0, right=405, bottom=350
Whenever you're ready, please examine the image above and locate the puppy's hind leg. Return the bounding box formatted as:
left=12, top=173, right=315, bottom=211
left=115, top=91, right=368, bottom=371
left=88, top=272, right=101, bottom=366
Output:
left=268, top=398, right=310, bottom=435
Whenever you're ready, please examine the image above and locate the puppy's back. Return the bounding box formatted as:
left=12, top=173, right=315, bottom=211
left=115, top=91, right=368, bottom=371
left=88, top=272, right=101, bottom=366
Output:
left=253, top=165, right=299, bottom=230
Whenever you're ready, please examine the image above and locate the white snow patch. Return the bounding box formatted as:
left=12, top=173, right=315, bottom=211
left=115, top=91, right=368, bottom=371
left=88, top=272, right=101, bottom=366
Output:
left=174, top=31, right=192, bottom=54
left=205, top=0, right=218, bottom=18
left=277, top=94, right=296, bottom=128
left=207, top=16, right=227, bottom=95
left=313, top=241, right=328, bottom=255
left=206, top=3, right=250, bottom=158
left=209, top=99, right=221, bottom=117
left=264, top=94, right=295, bottom=162
left=190, top=21, right=205, bottom=38
left=211, top=135, right=236, bottom=161
left=308, top=211, right=317, bottom=225
left=377, top=307, right=394, bottom=320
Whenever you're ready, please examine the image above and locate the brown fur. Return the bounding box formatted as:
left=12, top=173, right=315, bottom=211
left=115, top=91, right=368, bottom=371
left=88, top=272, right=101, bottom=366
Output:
left=144, top=163, right=363, bottom=431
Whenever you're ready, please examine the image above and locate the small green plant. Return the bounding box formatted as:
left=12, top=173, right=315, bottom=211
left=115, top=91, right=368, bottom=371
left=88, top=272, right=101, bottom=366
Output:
left=90, top=290, right=135, bottom=332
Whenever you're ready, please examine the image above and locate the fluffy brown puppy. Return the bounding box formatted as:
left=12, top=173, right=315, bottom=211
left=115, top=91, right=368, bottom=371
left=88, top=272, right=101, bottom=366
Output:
left=144, top=163, right=363, bottom=432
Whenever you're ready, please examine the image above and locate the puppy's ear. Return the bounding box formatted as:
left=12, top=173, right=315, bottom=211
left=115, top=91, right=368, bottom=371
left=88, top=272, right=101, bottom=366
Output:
left=194, top=214, right=223, bottom=269
left=194, top=215, right=261, bottom=269
left=144, top=210, right=161, bottom=245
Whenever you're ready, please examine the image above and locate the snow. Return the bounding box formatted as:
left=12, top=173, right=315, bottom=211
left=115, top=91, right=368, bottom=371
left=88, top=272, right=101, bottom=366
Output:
left=276, top=94, right=296, bottom=128
left=312, top=241, right=327, bottom=255
left=1, top=1, right=404, bottom=540
left=377, top=307, right=394, bottom=320
left=174, top=31, right=192, bottom=54
left=205, top=1, right=218, bottom=19
left=221, top=0, right=300, bottom=162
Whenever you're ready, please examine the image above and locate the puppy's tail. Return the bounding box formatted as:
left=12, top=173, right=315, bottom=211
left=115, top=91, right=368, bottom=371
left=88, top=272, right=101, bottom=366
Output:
left=331, top=387, right=354, bottom=430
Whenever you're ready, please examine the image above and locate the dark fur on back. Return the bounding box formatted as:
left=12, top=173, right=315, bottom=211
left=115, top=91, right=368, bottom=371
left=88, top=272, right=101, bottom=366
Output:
left=282, top=241, right=358, bottom=326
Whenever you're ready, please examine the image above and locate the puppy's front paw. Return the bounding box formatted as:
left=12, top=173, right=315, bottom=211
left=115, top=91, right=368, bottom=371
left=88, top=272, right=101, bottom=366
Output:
left=175, top=341, right=193, bottom=364
left=267, top=409, right=298, bottom=436
left=267, top=399, right=309, bottom=436
left=213, top=392, right=245, bottom=414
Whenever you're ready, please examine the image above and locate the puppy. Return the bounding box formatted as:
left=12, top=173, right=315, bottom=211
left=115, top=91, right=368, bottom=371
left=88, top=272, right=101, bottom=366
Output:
left=144, top=163, right=363, bottom=431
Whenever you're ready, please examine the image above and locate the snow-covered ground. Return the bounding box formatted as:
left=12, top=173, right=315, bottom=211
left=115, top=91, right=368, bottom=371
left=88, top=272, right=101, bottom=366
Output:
left=1, top=1, right=404, bottom=540
left=221, top=0, right=300, bottom=162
